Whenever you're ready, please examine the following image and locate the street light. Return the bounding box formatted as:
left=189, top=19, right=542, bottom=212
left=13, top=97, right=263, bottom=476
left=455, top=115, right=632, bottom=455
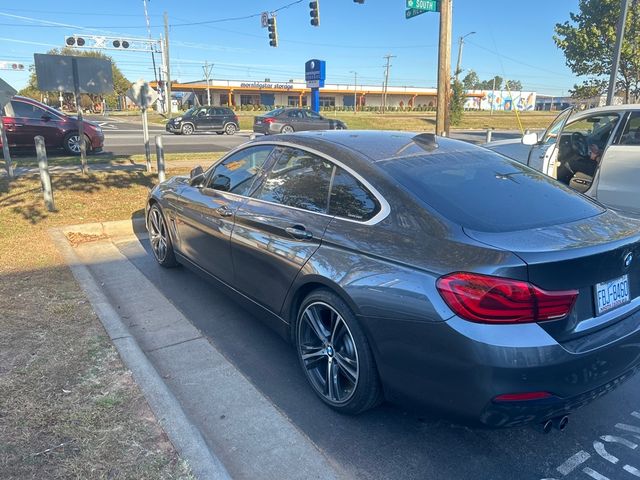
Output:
left=455, top=31, right=476, bottom=81
left=350, top=71, right=358, bottom=113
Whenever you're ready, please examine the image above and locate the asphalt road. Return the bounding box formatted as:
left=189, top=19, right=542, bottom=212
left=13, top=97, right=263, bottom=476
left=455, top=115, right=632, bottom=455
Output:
left=90, top=115, right=523, bottom=156
left=117, top=235, right=640, bottom=480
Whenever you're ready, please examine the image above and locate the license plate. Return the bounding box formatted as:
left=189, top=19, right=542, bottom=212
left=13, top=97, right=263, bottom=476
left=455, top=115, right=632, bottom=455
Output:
left=595, top=274, right=630, bottom=315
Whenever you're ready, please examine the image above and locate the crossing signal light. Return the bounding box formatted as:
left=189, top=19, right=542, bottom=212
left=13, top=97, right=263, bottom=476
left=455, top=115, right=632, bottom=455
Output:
left=112, top=39, right=130, bottom=49
left=309, top=1, right=320, bottom=26
left=354, top=0, right=364, bottom=3
left=267, top=16, right=278, bottom=47
left=65, top=36, right=85, bottom=47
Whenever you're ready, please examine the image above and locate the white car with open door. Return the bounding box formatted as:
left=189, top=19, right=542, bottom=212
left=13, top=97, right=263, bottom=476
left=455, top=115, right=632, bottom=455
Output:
left=485, top=105, right=640, bottom=218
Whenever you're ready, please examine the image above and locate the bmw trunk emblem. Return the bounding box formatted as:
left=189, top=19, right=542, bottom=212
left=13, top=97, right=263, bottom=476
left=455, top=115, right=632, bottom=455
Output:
left=624, top=252, right=634, bottom=268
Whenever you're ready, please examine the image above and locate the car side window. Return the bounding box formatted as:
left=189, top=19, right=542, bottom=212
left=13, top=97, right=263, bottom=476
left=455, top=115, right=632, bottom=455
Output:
left=304, top=110, right=322, bottom=120
left=214, top=108, right=225, bottom=116
left=206, top=145, right=274, bottom=196
left=11, top=101, right=46, bottom=119
left=287, top=110, right=302, bottom=119
left=252, top=148, right=333, bottom=213
left=619, top=112, right=640, bottom=145
left=196, top=108, right=208, bottom=117
left=329, top=167, right=380, bottom=221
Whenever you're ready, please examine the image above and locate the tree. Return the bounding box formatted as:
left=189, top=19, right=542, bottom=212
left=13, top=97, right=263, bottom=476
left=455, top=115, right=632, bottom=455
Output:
left=506, top=80, right=523, bottom=91
left=18, top=47, right=130, bottom=110
left=449, top=79, right=465, bottom=125
left=569, top=78, right=608, bottom=99
left=462, top=70, right=480, bottom=90
left=554, top=0, right=640, bottom=103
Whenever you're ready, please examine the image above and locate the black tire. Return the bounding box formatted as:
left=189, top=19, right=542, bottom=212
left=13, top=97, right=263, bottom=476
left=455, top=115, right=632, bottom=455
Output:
left=281, top=125, right=294, bottom=134
left=147, top=204, right=178, bottom=268
left=224, top=123, right=238, bottom=135
left=181, top=123, right=195, bottom=135
left=295, top=289, right=382, bottom=414
left=63, top=132, right=91, bottom=155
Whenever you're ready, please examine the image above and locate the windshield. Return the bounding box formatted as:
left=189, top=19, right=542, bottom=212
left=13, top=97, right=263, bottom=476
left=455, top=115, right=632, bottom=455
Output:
left=541, top=107, right=573, bottom=146
left=182, top=107, right=197, bottom=117
left=264, top=108, right=284, bottom=118
left=379, top=148, right=604, bottom=233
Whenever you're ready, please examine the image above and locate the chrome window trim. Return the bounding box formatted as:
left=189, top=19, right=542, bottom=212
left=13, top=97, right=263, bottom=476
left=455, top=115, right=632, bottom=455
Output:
left=202, top=140, right=390, bottom=226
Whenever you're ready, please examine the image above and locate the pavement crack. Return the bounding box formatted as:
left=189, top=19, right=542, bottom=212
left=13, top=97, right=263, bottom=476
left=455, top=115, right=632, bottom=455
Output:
left=145, top=336, right=203, bottom=353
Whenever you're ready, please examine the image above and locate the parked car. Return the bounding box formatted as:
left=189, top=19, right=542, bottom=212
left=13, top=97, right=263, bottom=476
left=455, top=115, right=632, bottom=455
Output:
left=166, top=106, right=239, bottom=135
left=485, top=105, right=640, bottom=217
left=146, top=130, right=640, bottom=428
left=1, top=96, right=104, bottom=155
left=253, top=107, right=347, bottom=134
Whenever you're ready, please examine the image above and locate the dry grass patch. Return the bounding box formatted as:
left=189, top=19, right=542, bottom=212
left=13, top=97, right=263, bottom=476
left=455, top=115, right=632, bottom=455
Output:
left=0, top=167, right=195, bottom=479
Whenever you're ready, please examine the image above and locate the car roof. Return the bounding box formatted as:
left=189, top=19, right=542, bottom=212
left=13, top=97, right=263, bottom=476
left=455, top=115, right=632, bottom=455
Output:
left=575, top=104, right=640, bottom=115
left=252, top=130, right=480, bottom=163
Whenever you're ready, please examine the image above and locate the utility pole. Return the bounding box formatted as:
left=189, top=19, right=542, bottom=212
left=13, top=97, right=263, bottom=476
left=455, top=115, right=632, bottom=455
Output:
left=203, top=61, right=213, bottom=106
left=382, top=54, right=395, bottom=114
left=163, top=11, right=172, bottom=116
left=607, top=0, right=630, bottom=105
left=350, top=70, right=358, bottom=113
left=490, top=76, right=496, bottom=115
left=455, top=31, right=475, bottom=80
left=142, top=0, right=159, bottom=90
left=436, top=0, right=452, bottom=136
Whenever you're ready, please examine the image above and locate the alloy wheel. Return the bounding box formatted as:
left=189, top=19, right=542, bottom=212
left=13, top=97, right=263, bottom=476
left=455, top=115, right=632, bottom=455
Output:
left=225, top=123, right=237, bottom=135
left=182, top=124, right=194, bottom=135
left=148, top=207, right=168, bottom=263
left=298, top=301, right=359, bottom=404
left=67, top=135, right=81, bottom=153
left=281, top=125, right=294, bottom=134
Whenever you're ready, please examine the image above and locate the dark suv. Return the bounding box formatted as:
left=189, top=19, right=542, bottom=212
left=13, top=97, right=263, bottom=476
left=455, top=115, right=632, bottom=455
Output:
left=1, top=96, right=104, bottom=155
left=166, top=106, right=239, bottom=135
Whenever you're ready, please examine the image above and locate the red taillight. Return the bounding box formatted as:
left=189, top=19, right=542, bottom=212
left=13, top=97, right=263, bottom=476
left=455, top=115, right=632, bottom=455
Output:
left=493, top=392, right=553, bottom=402
left=263, top=117, right=276, bottom=124
left=436, top=272, right=578, bottom=324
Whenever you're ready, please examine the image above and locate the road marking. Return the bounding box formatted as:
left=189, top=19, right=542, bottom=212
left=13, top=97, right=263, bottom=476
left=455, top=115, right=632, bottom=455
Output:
left=624, top=464, right=640, bottom=477
left=601, top=435, right=637, bottom=450
left=615, top=423, right=640, bottom=434
left=582, top=467, right=609, bottom=480
left=594, top=442, right=619, bottom=464
left=557, top=450, right=591, bottom=475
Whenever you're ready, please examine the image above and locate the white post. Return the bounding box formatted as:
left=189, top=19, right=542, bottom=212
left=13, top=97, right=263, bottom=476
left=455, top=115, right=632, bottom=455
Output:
left=141, top=107, right=151, bottom=171
left=35, top=135, right=55, bottom=211
left=155, top=135, right=165, bottom=183
left=0, top=111, right=13, bottom=178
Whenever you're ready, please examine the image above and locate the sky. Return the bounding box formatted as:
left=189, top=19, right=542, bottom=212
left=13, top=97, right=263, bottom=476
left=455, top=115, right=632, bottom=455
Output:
left=0, top=0, right=583, bottom=95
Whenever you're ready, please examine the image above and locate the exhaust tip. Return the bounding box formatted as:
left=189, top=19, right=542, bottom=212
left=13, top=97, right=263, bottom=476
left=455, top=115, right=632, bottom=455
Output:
left=541, top=419, right=553, bottom=434
left=554, top=415, right=569, bottom=432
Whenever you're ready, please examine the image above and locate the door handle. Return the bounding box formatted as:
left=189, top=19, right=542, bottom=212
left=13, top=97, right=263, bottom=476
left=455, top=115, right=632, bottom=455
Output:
left=215, top=205, right=233, bottom=217
left=285, top=226, right=313, bottom=240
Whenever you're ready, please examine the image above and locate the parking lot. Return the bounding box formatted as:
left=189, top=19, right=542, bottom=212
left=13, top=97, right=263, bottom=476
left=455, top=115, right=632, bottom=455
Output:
left=80, top=227, right=640, bottom=480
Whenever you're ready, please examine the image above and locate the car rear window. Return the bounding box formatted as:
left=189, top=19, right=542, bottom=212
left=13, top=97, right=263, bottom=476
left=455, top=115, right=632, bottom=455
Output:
left=379, top=149, right=604, bottom=232
left=264, top=108, right=284, bottom=118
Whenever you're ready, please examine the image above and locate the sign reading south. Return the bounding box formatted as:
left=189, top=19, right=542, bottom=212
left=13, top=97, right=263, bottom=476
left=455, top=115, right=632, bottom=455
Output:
left=305, top=59, right=326, bottom=89
left=406, top=0, right=439, bottom=12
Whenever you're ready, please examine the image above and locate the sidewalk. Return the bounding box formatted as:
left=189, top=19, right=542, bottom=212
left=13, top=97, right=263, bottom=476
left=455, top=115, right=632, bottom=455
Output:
left=52, top=219, right=347, bottom=480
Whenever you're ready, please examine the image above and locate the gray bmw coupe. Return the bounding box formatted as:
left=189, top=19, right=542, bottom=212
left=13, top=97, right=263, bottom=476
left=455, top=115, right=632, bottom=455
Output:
left=146, top=130, right=640, bottom=428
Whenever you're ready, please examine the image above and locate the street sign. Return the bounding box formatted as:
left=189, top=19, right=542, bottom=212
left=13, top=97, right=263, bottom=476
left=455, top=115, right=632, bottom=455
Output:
left=0, top=77, right=17, bottom=108
left=127, top=79, right=159, bottom=109
left=261, top=11, right=269, bottom=28
left=406, top=0, right=439, bottom=11
left=34, top=54, right=114, bottom=94
left=305, top=59, right=326, bottom=89
left=405, top=8, right=428, bottom=18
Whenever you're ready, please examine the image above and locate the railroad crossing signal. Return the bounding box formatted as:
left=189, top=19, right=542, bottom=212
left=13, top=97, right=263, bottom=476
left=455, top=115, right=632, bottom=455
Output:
left=267, top=16, right=279, bottom=47
left=309, top=1, right=320, bottom=26
left=64, top=34, right=160, bottom=52
left=0, top=62, right=25, bottom=71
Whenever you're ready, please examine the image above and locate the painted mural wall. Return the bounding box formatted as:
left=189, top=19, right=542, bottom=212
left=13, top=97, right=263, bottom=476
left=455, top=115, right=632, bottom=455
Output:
left=464, top=90, right=537, bottom=111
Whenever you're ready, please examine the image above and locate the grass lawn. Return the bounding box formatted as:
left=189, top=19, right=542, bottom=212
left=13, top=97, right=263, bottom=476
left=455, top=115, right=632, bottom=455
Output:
left=0, top=166, right=196, bottom=479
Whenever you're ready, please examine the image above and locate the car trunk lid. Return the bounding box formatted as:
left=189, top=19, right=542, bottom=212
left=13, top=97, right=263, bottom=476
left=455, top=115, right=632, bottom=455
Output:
left=463, top=210, right=640, bottom=342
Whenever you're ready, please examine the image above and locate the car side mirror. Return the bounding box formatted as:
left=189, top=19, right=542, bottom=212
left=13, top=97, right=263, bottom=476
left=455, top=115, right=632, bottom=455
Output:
left=190, top=165, right=205, bottom=187
left=211, top=175, right=231, bottom=192
left=522, top=132, right=539, bottom=146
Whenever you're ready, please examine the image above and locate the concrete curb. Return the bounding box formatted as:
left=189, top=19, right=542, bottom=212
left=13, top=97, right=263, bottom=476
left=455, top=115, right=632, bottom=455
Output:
left=61, top=217, right=147, bottom=238
left=49, top=227, right=232, bottom=480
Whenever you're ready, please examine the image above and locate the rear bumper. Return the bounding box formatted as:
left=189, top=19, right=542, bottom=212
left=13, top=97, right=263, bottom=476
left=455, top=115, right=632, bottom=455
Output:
left=363, top=309, right=640, bottom=427
left=253, top=123, right=276, bottom=134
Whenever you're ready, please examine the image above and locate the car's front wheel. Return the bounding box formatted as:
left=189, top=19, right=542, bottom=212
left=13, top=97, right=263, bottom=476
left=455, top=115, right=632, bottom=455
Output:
left=181, top=123, right=194, bottom=135
left=147, top=204, right=178, bottom=268
left=295, top=289, right=382, bottom=414
left=63, top=132, right=91, bottom=155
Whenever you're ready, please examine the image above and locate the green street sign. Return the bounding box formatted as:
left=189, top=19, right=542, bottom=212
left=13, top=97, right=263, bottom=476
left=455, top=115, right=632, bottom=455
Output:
left=406, top=0, right=439, bottom=12
left=405, top=7, right=427, bottom=18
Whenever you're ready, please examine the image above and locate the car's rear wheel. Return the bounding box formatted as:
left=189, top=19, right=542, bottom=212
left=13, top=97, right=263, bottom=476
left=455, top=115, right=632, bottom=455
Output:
left=295, top=289, right=382, bottom=414
left=147, top=204, right=178, bottom=268
left=281, top=125, right=294, bottom=134
left=181, top=123, right=194, bottom=135
left=224, top=123, right=237, bottom=135
left=63, top=132, right=91, bottom=155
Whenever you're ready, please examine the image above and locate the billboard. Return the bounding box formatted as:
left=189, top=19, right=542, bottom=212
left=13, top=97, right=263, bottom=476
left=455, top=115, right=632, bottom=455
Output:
left=34, top=53, right=114, bottom=94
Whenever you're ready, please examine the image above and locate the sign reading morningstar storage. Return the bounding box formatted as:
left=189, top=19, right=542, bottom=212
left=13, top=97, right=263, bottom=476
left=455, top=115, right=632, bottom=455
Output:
left=305, top=59, right=326, bottom=89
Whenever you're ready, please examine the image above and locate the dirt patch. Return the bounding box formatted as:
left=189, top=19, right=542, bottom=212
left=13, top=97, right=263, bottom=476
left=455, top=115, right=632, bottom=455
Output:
left=66, top=231, right=109, bottom=247
left=0, top=168, right=195, bottom=479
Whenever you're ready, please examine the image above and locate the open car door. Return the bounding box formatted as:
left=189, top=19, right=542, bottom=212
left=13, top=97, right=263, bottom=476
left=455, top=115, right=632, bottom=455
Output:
left=526, top=107, right=574, bottom=174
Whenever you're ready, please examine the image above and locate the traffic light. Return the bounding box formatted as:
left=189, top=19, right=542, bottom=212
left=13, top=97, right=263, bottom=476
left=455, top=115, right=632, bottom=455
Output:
left=353, top=0, right=364, bottom=3
left=65, top=36, right=85, bottom=47
left=112, top=40, right=130, bottom=49
left=267, top=16, right=278, bottom=47
left=309, top=1, right=320, bottom=26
